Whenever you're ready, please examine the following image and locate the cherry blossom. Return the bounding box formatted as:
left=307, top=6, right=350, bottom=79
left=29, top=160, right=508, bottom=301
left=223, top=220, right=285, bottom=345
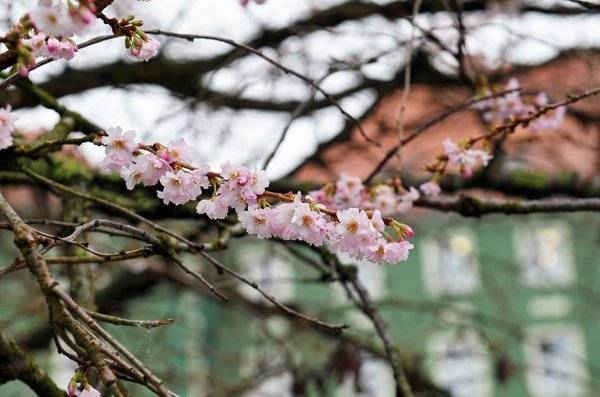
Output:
left=121, top=153, right=170, bottom=189
left=0, top=106, right=17, bottom=150
left=332, top=208, right=380, bottom=257
left=196, top=197, right=230, bottom=220
left=29, top=1, right=73, bottom=37
left=262, top=202, right=296, bottom=240
left=443, top=138, right=493, bottom=177
left=419, top=181, right=441, bottom=197
left=289, top=195, right=331, bottom=246
left=367, top=241, right=413, bottom=264
left=475, top=78, right=565, bottom=131
left=100, top=127, right=137, bottom=170
left=238, top=207, right=274, bottom=239
left=98, top=131, right=413, bottom=265
left=370, top=185, right=397, bottom=216
left=157, top=170, right=205, bottom=205
left=220, top=164, right=269, bottom=207
left=334, top=173, right=366, bottom=209
left=129, top=35, right=160, bottom=62
left=397, top=187, right=420, bottom=213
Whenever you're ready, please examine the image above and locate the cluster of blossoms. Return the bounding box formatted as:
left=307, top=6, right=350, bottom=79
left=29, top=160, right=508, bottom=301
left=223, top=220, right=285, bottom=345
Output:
left=10, top=0, right=96, bottom=74
left=307, top=173, right=440, bottom=218
left=474, top=78, right=565, bottom=131
left=238, top=198, right=414, bottom=264
left=0, top=106, right=17, bottom=150
left=6, top=1, right=160, bottom=76
left=442, top=138, right=493, bottom=178
left=29, top=0, right=95, bottom=38
left=100, top=129, right=415, bottom=265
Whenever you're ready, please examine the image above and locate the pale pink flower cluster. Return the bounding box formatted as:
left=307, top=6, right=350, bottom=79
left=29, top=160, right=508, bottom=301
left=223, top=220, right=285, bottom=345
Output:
left=0, top=106, right=17, bottom=150
left=333, top=208, right=413, bottom=263
left=99, top=134, right=414, bottom=265
left=419, top=181, right=441, bottom=197
left=17, top=1, right=95, bottom=75
left=528, top=92, right=567, bottom=131
left=100, top=128, right=211, bottom=206
left=128, top=35, right=160, bottom=62
left=238, top=196, right=413, bottom=264
left=442, top=138, right=493, bottom=177
left=307, top=173, right=428, bottom=216
left=24, top=33, right=78, bottom=60
left=474, top=78, right=565, bottom=131
left=29, top=1, right=94, bottom=38
left=196, top=164, right=269, bottom=217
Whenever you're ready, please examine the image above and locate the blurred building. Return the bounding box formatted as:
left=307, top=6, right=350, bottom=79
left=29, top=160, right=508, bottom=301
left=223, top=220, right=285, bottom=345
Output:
left=1, top=51, right=599, bottom=397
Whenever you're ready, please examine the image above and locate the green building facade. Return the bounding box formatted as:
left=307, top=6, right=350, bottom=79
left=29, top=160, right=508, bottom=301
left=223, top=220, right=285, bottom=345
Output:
left=1, top=213, right=598, bottom=396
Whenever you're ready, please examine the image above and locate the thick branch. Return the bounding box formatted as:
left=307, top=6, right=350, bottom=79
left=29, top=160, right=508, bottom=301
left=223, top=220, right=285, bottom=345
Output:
left=0, top=331, right=64, bottom=397
left=417, top=195, right=600, bottom=217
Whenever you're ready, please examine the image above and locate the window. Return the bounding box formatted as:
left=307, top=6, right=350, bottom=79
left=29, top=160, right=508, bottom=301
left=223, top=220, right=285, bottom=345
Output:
left=527, top=294, right=572, bottom=319
left=515, top=223, right=575, bottom=287
left=421, top=230, right=480, bottom=297
left=524, top=324, right=588, bottom=397
left=427, top=330, right=492, bottom=397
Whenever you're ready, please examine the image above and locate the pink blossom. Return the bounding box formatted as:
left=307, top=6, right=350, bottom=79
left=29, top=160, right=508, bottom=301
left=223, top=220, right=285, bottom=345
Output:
left=334, top=173, right=365, bottom=209
left=24, top=33, right=47, bottom=55
left=164, top=138, right=195, bottom=165
left=129, top=36, right=160, bottom=62
left=120, top=164, right=144, bottom=190
left=397, top=187, right=420, bottom=213
left=221, top=164, right=269, bottom=207
left=367, top=241, right=413, bottom=264
left=29, top=2, right=74, bottom=37
left=196, top=197, right=230, bottom=219
left=529, top=94, right=566, bottom=132
left=370, top=210, right=385, bottom=232
left=189, top=165, right=211, bottom=190
left=25, top=33, right=78, bottom=60
left=238, top=207, right=273, bottom=239
left=371, top=185, right=397, bottom=216
left=124, top=153, right=171, bottom=189
left=48, top=37, right=78, bottom=59
left=69, top=5, right=96, bottom=31
left=100, top=127, right=137, bottom=170
left=443, top=138, right=492, bottom=177
left=332, top=208, right=379, bottom=257
left=157, top=170, right=203, bottom=205
left=419, top=181, right=441, bottom=197
left=196, top=164, right=266, bottom=216
left=0, top=106, right=17, bottom=150
left=263, top=202, right=295, bottom=239
left=474, top=79, right=564, bottom=132
left=80, top=386, right=101, bottom=397
left=307, top=189, right=334, bottom=208
left=290, top=195, right=330, bottom=246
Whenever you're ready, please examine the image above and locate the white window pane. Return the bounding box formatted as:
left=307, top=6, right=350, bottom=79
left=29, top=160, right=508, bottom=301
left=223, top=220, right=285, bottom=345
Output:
left=524, top=324, right=588, bottom=397
left=515, top=223, right=575, bottom=287
left=427, top=331, right=492, bottom=397
left=422, top=230, right=480, bottom=297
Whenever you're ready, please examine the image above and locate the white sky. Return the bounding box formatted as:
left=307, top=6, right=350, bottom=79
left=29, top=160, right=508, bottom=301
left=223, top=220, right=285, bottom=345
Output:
left=3, top=0, right=600, bottom=178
